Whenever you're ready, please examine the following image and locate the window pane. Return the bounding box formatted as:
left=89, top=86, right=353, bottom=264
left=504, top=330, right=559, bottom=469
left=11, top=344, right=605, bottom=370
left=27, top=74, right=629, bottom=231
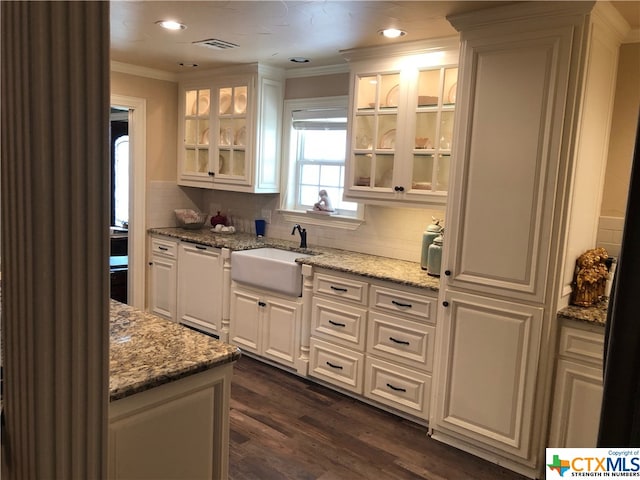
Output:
left=301, top=164, right=320, bottom=185
left=301, top=130, right=346, bottom=161
left=114, top=136, right=129, bottom=226
left=286, top=100, right=359, bottom=215
left=300, top=185, right=319, bottom=206
left=320, top=165, right=341, bottom=187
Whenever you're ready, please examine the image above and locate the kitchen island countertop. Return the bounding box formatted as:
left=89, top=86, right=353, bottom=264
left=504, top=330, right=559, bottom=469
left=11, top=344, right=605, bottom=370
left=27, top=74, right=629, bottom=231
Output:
left=109, top=300, right=241, bottom=401
left=149, top=227, right=440, bottom=291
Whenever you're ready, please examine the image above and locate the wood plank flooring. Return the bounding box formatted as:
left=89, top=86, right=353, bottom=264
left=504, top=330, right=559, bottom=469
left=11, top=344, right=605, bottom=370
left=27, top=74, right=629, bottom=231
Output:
left=229, top=356, right=530, bottom=480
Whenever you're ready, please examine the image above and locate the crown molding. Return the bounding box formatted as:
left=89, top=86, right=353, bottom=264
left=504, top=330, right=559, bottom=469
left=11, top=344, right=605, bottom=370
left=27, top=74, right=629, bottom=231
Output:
left=285, top=63, right=349, bottom=79
left=110, top=61, right=179, bottom=82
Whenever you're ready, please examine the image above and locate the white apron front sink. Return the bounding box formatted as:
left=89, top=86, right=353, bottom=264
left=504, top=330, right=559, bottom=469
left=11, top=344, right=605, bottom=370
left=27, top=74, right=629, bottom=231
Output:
left=231, top=248, right=312, bottom=297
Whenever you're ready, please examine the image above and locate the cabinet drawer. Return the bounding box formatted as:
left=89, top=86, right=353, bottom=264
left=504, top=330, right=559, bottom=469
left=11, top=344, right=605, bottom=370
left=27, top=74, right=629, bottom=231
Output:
left=364, top=356, right=431, bottom=419
left=312, top=297, right=367, bottom=349
left=370, top=285, right=434, bottom=323
left=367, top=312, right=435, bottom=372
left=314, top=273, right=368, bottom=305
left=151, top=238, right=177, bottom=258
left=558, top=325, right=604, bottom=366
left=309, top=338, right=364, bottom=394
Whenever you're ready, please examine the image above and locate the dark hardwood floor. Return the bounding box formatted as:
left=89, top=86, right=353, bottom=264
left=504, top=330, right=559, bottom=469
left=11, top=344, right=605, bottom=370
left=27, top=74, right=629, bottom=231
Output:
left=229, top=356, right=529, bottom=480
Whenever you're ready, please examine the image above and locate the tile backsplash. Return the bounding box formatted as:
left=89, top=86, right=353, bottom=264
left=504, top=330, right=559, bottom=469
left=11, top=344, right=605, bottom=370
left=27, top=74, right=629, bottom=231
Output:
left=597, top=216, right=624, bottom=258
left=146, top=184, right=625, bottom=264
left=146, top=181, right=204, bottom=228
left=146, top=183, right=444, bottom=263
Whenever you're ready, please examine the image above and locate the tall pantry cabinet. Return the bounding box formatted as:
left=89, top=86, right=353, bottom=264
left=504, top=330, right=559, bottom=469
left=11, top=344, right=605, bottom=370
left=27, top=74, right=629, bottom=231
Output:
left=430, top=2, right=628, bottom=478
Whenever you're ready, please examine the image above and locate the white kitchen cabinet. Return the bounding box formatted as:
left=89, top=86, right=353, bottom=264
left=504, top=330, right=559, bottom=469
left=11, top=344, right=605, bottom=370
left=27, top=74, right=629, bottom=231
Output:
left=548, top=322, right=604, bottom=448
left=309, top=271, right=369, bottom=393
left=177, top=63, right=284, bottom=193
left=432, top=2, right=627, bottom=476
left=108, top=364, right=233, bottom=480
left=364, top=282, right=437, bottom=420
left=149, top=236, right=178, bottom=321
left=229, top=284, right=302, bottom=369
left=177, top=242, right=223, bottom=337
left=309, top=337, right=365, bottom=395
left=309, top=269, right=437, bottom=420
left=341, top=38, right=459, bottom=206
left=432, top=291, right=543, bottom=459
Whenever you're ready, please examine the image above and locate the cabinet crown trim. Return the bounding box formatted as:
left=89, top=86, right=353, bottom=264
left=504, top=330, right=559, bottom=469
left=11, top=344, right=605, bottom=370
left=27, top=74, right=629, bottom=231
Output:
left=447, top=1, right=595, bottom=31
left=340, top=36, right=460, bottom=62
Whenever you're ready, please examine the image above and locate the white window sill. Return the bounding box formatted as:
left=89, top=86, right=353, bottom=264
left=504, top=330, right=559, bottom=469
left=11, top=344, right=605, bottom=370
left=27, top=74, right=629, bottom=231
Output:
left=279, top=209, right=364, bottom=231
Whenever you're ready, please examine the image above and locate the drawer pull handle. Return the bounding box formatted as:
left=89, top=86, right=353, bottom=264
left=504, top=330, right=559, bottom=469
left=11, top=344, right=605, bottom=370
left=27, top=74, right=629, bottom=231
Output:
left=389, top=337, right=410, bottom=345
left=386, top=383, right=406, bottom=392
left=330, top=286, right=348, bottom=292
left=326, top=361, right=343, bottom=370
left=158, top=246, right=169, bottom=251
left=328, top=320, right=346, bottom=327
left=195, top=245, right=207, bottom=250
left=391, top=300, right=412, bottom=308
left=258, top=301, right=267, bottom=307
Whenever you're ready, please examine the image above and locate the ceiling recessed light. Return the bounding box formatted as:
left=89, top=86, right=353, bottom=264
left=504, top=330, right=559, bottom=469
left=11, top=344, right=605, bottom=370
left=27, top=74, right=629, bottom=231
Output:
left=289, top=57, right=310, bottom=63
left=156, top=20, right=186, bottom=31
left=379, top=28, right=406, bottom=39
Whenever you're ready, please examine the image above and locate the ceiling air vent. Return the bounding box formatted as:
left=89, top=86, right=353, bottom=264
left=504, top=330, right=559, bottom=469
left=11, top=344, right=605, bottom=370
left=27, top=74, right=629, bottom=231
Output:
left=193, top=38, right=239, bottom=50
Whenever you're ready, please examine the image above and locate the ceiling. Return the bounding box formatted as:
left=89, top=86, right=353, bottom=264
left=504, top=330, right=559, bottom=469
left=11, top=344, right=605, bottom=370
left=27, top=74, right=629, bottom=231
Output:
left=110, top=1, right=639, bottom=74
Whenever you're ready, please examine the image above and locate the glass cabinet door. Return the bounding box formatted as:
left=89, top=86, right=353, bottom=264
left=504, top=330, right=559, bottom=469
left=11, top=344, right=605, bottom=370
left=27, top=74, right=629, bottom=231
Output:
left=216, top=85, right=248, bottom=180
left=352, top=72, right=399, bottom=190
left=411, top=66, right=457, bottom=193
left=183, top=88, right=211, bottom=176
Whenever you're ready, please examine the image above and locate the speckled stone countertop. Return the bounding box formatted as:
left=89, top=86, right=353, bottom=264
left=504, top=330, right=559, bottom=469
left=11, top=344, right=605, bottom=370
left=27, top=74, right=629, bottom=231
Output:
left=557, top=299, right=608, bottom=327
left=149, top=227, right=440, bottom=291
left=110, top=300, right=241, bottom=401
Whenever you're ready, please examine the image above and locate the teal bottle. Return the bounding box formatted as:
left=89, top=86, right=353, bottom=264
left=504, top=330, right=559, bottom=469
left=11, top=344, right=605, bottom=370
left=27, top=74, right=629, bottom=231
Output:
left=421, top=218, right=443, bottom=270
left=427, top=230, right=444, bottom=277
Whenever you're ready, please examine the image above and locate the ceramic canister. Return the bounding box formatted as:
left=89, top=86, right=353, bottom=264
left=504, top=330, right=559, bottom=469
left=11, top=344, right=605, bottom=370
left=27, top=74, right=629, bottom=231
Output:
left=427, top=231, right=444, bottom=277
left=421, top=218, right=443, bottom=270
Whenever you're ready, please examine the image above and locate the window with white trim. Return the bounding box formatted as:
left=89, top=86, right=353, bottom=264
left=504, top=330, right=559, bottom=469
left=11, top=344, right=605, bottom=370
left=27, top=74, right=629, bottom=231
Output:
left=281, top=97, right=362, bottom=219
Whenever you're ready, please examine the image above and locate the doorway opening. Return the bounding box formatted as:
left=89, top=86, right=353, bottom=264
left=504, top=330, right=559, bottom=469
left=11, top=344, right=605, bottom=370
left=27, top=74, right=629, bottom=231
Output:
left=109, top=107, right=130, bottom=304
left=110, top=95, right=146, bottom=310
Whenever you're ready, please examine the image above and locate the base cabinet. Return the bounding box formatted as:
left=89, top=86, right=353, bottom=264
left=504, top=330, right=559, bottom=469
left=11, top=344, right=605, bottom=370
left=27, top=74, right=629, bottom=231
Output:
left=548, top=323, right=604, bottom=448
left=177, top=242, right=223, bottom=336
left=309, top=337, right=365, bottom=394
left=108, top=364, right=233, bottom=480
left=431, top=291, right=543, bottom=461
left=229, top=284, right=302, bottom=369
left=149, top=236, right=178, bottom=321
left=364, top=356, right=431, bottom=419
left=309, top=269, right=437, bottom=421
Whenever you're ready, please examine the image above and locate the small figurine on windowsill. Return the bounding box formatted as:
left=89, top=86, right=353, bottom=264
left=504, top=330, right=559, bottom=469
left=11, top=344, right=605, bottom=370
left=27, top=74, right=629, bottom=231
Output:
left=313, top=189, right=335, bottom=213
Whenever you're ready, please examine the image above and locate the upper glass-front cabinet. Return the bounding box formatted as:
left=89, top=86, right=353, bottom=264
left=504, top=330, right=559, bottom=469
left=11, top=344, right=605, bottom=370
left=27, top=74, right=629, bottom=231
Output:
left=178, top=64, right=284, bottom=194
left=216, top=84, right=248, bottom=182
left=343, top=40, right=459, bottom=206
left=182, top=88, right=211, bottom=177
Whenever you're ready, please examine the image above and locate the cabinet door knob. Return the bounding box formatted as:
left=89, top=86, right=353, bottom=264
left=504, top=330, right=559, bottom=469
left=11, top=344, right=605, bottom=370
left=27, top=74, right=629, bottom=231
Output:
left=444, top=270, right=451, bottom=276
left=208, top=171, right=215, bottom=176
left=394, top=185, right=405, bottom=192
left=442, top=301, right=449, bottom=307
left=258, top=301, right=266, bottom=307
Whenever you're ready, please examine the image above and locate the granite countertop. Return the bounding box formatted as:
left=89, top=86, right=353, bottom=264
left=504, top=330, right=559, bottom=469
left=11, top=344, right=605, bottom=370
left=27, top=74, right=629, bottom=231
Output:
left=149, top=227, right=440, bottom=291
left=557, top=299, right=608, bottom=327
left=109, top=300, right=241, bottom=401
